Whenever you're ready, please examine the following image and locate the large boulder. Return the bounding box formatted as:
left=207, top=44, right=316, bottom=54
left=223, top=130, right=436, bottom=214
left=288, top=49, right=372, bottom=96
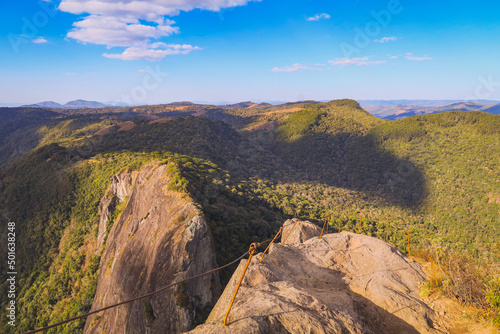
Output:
left=188, top=227, right=439, bottom=334
left=281, top=218, right=322, bottom=244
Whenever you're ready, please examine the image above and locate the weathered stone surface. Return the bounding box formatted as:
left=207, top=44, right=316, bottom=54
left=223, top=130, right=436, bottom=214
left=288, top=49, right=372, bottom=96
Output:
left=110, top=172, right=135, bottom=201
left=84, top=163, right=221, bottom=334
left=97, top=171, right=138, bottom=252
left=188, top=225, right=440, bottom=334
left=281, top=218, right=321, bottom=244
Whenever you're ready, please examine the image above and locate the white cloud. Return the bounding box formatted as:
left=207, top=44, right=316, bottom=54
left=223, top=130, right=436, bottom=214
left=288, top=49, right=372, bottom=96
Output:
left=271, top=63, right=320, bottom=73
left=374, top=36, right=398, bottom=43
left=59, top=0, right=258, bottom=21
left=405, top=55, right=432, bottom=61
left=104, top=42, right=201, bottom=61
left=385, top=53, right=433, bottom=61
left=307, top=13, right=331, bottom=21
left=329, top=57, right=387, bottom=67
left=33, top=37, right=48, bottom=43
left=59, top=0, right=258, bottom=60
left=67, top=15, right=179, bottom=47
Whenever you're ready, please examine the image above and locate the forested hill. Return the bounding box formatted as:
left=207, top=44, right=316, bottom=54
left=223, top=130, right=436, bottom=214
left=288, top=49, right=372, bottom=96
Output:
left=0, top=99, right=499, bottom=333
left=1, top=99, right=498, bottom=250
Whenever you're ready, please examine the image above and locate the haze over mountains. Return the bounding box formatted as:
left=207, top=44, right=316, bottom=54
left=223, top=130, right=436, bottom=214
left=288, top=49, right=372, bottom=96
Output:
left=363, top=101, right=500, bottom=120
left=20, top=99, right=111, bottom=109
left=357, top=99, right=500, bottom=107
left=16, top=99, right=500, bottom=120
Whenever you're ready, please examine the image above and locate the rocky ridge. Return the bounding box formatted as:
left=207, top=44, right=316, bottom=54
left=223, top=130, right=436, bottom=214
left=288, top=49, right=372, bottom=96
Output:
left=84, top=162, right=220, bottom=333
left=188, top=219, right=440, bottom=334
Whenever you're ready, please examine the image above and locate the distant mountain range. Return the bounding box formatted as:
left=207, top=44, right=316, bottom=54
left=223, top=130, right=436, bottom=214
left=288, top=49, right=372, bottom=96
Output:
left=361, top=101, right=500, bottom=120
left=11, top=98, right=500, bottom=119
left=223, top=99, right=500, bottom=119
left=358, top=99, right=500, bottom=107
left=21, top=99, right=110, bottom=109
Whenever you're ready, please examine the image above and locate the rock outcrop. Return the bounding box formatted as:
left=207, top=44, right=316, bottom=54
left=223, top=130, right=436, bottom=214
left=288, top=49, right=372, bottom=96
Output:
left=281, top=218, right=321, bottom=244
left=188, top=221, right=440, bottom=334
left=84, top=162, right=220, bottom=334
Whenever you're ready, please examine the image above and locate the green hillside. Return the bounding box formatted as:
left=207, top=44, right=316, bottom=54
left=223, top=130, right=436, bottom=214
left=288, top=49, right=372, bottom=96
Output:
left=370, top=111, right=499, bottom=249
left=0, top=108, right=61, bottom=167
left=0, top=100, right=499, bottom=332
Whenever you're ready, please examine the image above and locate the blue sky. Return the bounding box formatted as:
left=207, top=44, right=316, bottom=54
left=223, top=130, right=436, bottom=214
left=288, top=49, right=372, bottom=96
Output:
left=1, top=0, right=500, bottom=105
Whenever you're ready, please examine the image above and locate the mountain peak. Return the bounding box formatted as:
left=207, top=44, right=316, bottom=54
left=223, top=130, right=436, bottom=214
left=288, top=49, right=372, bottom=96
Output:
left=20, top=99, right=110, bottom=109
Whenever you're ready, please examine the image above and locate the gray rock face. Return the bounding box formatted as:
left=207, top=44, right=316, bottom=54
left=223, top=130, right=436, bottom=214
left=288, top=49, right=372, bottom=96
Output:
left=96, top=190, right=116, bottom=252
left=96, top=171, right=137, bottom=252
left=109, top=172, right=135, bottom=201
left=188, top=222, right=440, bottom=334
left=85, top=163, right=221, bottom=334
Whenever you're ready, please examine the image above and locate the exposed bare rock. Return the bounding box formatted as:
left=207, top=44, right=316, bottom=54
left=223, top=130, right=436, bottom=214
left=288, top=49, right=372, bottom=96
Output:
left=85, top=163, right=221, bottom=334
left=188, top=223, right=440, bottom=334
left=110, top=172, right=135, bottom=201
left=281, top=218, right=321, bottom=244
left=96, top=191, right=116, bottom=252
left=96, top=172, right=136, bottom=251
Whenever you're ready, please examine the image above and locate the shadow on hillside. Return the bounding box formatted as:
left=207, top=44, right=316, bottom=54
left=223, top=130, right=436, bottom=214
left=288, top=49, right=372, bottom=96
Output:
left=74, top=116, right=426, bottom=209
left=75, top=116, right=244, bottom=167
left=266, top=131, right=426, bottom=209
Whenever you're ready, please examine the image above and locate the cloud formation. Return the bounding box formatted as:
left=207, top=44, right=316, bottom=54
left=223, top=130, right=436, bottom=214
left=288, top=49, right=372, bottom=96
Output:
left=329, top=57, right=387, bottom=67
left=59, top=0, right=257, bottom=20
left=33, top=37, right=48, bottom=43
left=307, top=13, right=331, bottom=21
left=67, top=15, right=179, bottom=47
left=405, top=54, right=433, bottom=61
left=59, top=0, right=257, bottom=60
left=386, top=53, right=433, bottom=61
left=271, top=63, right=320, bottom=73
left=374, top=36, right=398, bottom=43
left=104, top=43, right=201, bottom=61
left=273, top=53, right=433, bottom=73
